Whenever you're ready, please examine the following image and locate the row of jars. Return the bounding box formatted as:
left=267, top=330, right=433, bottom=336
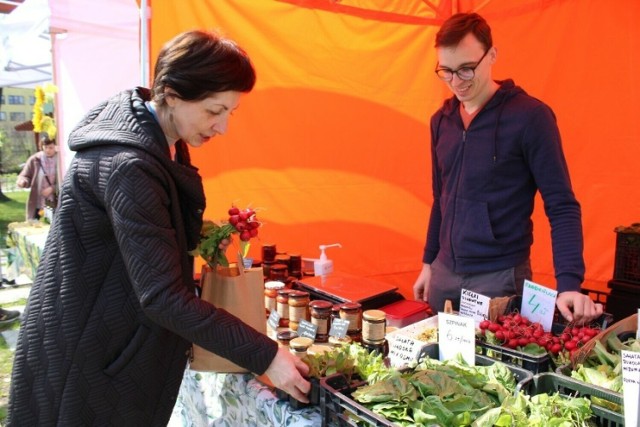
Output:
left=262, top=243, right=304, bottom=282
left=265, top=282, right=387, bottom=353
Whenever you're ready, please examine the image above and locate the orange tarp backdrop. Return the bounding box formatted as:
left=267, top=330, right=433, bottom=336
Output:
left=150, top=0, right=640, bottom=299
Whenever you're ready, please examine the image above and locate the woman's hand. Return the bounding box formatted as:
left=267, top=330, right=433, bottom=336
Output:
left=263, top=347, right=311, bottom=403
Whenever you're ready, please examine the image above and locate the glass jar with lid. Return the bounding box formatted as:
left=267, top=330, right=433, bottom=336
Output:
left=276, top=289, right=293, bottom=328
left=288, top=290, right=310, bottom=331
left=340, top=302, right=362, bottom=341
left=289, top=336, right=314, bottom=358
left=270, top=263, right=288, bottom=282
left=276, top=330, right=298, bottom=347
left=264, top=281, right=285, bottom=316
left=362, top=309, right=387, bottom=344
left=309, top=300, right=333, bottom=343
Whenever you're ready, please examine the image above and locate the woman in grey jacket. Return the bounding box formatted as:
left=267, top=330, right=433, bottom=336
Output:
left=8, top=30, right=310, bottom=426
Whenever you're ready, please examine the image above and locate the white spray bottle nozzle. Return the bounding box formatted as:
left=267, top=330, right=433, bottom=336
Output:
left=315, top=243, right=342, bottom=276
left=319, top=243, right=342, bottom=260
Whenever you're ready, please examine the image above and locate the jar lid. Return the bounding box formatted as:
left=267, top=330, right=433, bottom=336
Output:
left=288, top=290, right=309, bottom=299
left=276, top=330, right=298, bottom=341
left=363, top=309, right=386, bottom=321
left=265, top=280, right=286, bottom=290
left=270, top=263, right=288, bottom=272
left=277, top=289, right=293, bottom=296
left=290, top=336, right=314, bottom=350
left=340, top=302, right=362, bottom=311
left=309, top=300, right=333, bottom=310
left=328, top=335, right=352, bottom=346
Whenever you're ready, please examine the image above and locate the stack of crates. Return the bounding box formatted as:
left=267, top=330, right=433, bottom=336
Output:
left=607, top=223, right=640, bottom=321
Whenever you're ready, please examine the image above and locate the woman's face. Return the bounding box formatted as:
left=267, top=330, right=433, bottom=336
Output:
left=164, top=90, right=242, bottom=148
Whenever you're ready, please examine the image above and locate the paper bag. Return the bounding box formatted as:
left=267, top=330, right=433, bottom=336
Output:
left=190, top=262, right=266, bottom=372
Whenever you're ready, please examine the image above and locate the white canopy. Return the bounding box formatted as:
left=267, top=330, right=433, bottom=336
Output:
left=1, top=0, right=141, bottom=173
left=0, top=0, right=53, bottom=88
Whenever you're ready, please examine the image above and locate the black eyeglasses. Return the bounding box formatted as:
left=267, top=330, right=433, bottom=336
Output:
left=435, top=48, right=491, bottom=82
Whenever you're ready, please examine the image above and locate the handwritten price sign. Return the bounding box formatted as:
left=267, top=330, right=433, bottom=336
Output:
left=388, top=335, right=425, bottom=368
left=521, top=280, right=557, bottom=331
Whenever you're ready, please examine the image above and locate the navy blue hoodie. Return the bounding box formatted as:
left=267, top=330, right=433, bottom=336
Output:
left=422, top=79, right=584, bottom=293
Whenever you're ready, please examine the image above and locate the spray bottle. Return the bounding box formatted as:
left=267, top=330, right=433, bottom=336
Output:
left=313, top=243, right=342, bottom=276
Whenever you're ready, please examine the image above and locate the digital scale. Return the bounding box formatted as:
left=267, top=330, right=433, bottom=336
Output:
left=292, top=271, right=404, bottom=310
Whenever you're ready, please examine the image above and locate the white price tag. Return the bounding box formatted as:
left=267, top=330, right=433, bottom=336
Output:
left=459, top=288, right=490, bottom=326
left=388, top=335, right=425, bottom=368
left=521, top=280, right=557, bottom=331
left=438, top=312, right=475, bottom=365
left=621, top=350, right=640, bottom=427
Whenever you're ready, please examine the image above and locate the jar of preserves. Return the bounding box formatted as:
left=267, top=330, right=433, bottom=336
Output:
left=328, top=335, right=352, bottom=347
left=264, top=281, right=285, bottom=316
left=262, top=243, right=277, bottom=262
left=340, top=302, right=362, bottom=341
left=270, top=263, right=288, bottom=282
left=276, top=289, right=293, bottom=328
left=276, top=330, right=298, bottom=347
left=362, top=309, right=387, bottom=344
left=288, top=290, right=310, bottom=331
left=289, top=254, right=302, bottom=279
left=274, top=253, right=291, bottom=269
left=289, top=336, right=314, bottom=358
left=309, top=300, right=333, bottom=343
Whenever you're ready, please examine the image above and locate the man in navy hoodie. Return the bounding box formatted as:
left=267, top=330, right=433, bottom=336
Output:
left=413, top=12, right=602, bottom=324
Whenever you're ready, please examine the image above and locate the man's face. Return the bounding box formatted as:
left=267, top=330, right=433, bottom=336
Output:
left=42, top=143, right=56, bottom=158
left=436, top=33, right=495, bottom=104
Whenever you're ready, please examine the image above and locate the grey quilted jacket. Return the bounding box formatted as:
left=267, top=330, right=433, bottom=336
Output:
left=8, top=88, right=277, bottom=426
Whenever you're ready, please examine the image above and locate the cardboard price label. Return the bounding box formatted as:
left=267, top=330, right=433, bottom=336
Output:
left=267, top=310, right=280, bottom=331
left=297, top=320, right=318, bottom=340
left=329, top=318, right=350, bottom=338
left=388, top=335, right=425, bottom=368
left=459, top=288, right=490, bottom=326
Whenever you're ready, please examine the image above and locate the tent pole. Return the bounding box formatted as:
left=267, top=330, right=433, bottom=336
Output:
left=139, top=0, right=150, bottom=87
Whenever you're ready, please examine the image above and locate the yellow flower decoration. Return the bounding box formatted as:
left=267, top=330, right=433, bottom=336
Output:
left=31, top=84, right=58, bottom=139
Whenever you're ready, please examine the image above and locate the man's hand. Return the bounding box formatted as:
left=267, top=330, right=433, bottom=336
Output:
left=16, top=177, right=29, bottom=188
left=41, top=187, right=54, bottom=198
left=556, top=291, right=604, bottom=324
left=413, top=263, right=432, bottom=302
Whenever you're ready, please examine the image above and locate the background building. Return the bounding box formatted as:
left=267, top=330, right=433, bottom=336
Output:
left=0, top=86, right=42, bottom=174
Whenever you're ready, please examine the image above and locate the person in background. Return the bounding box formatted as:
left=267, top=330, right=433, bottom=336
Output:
left=15, top=136, right=58, bottom=220
left=8, top=30, right=310, bottom=426
left=413, top=13, right=603, bottom=324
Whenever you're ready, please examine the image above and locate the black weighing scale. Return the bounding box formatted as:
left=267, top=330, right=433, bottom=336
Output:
left=292, top=271, right=404, bottom=310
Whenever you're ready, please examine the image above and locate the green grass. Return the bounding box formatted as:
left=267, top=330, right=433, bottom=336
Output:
left=0, top=191, right=28, bottom=247
left=0, top=189, right=29, bottom=424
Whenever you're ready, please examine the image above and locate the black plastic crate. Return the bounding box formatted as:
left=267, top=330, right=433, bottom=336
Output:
left=320, top=345, right=533, bottom=427
left=613, top=224, right=640, bottom=284
left=275, top=377, right=321, bottom=409
left=523, top=373, right=624, bottom=427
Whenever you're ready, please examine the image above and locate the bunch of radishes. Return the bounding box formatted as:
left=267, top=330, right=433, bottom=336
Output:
left=227, top=206, right=261, bottom=242
left=478, top=312, right=600, bottom=356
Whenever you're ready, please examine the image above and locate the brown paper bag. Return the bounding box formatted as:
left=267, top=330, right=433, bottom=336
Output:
left=190, top=261, right=266, bottom=372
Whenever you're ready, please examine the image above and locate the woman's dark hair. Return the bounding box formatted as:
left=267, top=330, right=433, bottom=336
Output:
left=152, top=30, right=256, bottom=105
left=435, top=13, right=493, bottom=50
